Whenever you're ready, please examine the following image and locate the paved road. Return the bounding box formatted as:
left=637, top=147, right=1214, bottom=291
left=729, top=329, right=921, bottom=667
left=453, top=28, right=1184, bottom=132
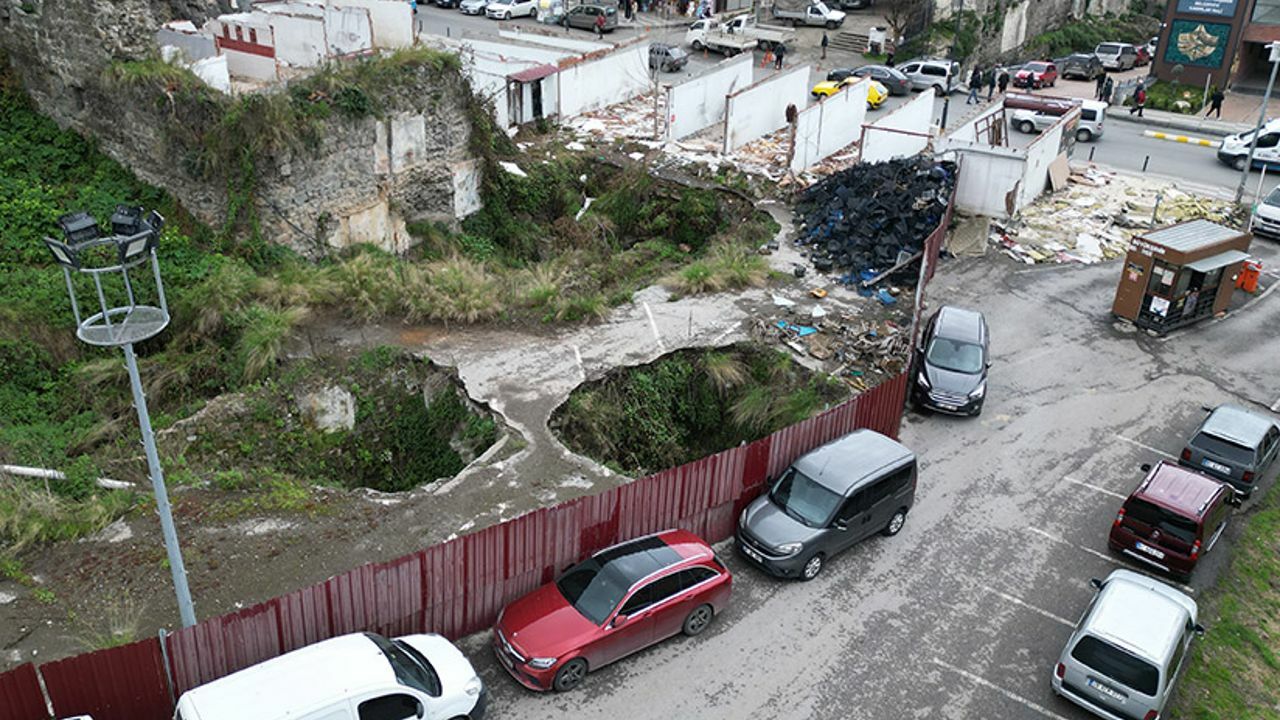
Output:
left=454, top=234, right=1280, bottom=719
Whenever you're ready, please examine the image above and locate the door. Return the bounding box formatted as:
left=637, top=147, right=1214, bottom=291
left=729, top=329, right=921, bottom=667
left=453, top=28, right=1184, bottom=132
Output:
left=827, top=490, right=865, bottom=553
left=356, top=693, right=424, bottom=720
left=532, top=79, right=543, bottom=119
left=594, top=581, right=658, bottom=667
left=645, top=571, right=692, bottom=642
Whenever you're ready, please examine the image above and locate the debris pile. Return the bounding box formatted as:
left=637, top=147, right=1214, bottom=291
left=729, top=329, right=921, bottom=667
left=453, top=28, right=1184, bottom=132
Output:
left=793, top=156, right=957, bottom=286
left=566, top=93, right=666, bottom=143
left=752, top=313, right=911, bottom=390
left=991, top=166, right=1244, bottom=264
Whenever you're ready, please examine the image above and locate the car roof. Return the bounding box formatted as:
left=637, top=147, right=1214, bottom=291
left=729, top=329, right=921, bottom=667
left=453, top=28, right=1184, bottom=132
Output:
left=179, top=633, right=395, bottom=719
left=934, top=305, right=986, bottom=343
left=591, top=530, right=701, bottom=583
left=1199, top=404, right=1276, bottom=447
left=1085, top=569, right=1195, bottom=663
left=793, top=429, right=913, bottom=493
left=1134, top=461, right=1224, bottom=517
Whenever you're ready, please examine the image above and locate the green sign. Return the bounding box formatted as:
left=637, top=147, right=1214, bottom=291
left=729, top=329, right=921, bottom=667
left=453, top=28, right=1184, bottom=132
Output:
left=1163, top=20, right=1232, bottom=68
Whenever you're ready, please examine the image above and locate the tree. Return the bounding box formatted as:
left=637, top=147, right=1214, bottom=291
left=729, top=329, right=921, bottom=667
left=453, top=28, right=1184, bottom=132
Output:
left=882, top=0, right=928, bottom=47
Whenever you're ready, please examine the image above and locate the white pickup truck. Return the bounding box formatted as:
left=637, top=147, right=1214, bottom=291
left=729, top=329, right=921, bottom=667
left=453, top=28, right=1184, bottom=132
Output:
left=686, top=15, right=793, bottom=54
left=770, top=0, right=845, bottom=28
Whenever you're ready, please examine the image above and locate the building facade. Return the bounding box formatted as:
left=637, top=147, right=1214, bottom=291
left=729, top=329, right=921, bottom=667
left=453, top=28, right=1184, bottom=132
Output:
left=1155, top=0, right=1280, bottom=90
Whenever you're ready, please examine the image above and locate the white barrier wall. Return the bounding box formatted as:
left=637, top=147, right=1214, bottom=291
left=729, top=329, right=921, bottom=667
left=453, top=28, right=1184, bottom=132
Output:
left=559, top=43, right=651, bottom=118
left=157, top=22, right=217, bottom=61
left=790, top=79, right=870, bottom=172
left=722, top=65, right=810, bottom=153
left=859, top=90, right=933, bottom=164
left=666, top=53, right=753, bottom=142
left=499, top=30, right=610, bottom=53
left=263, top=12, right=328, bottom=67
left=339, top=0, right=413, bottom=48
left=1017, top=112, right=1071, bottom=207
left=323, top=5, right=374, bottom=56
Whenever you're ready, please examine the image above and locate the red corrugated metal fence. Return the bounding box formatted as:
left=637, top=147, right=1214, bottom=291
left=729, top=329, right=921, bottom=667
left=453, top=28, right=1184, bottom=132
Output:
left=0, top=663, right=47, bottom=720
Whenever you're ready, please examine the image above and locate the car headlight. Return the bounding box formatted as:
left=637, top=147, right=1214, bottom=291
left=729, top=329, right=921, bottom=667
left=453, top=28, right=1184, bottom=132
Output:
left=775, top=542, right=803, bottom=557
left=528, top=657, right=557, bottom=669
left=739, top=506, right=749, bottom=526
left=968, top=382, right=986, bottom=399
left=465, top=675, right=483, bottom=696
left=916, top=373, right=930, bottom=388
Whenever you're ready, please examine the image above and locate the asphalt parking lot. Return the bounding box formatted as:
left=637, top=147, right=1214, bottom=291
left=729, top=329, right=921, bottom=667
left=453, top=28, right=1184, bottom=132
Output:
left=458, top=239, right=1280, bottom=719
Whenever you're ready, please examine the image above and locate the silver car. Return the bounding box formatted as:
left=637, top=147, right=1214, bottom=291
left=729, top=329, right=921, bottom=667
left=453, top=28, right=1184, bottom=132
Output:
left=459, top=0, right=490, bottom=14
left=1179, top=404, right=1280, bottom=499
left=736, top=429, right=916, bottom=581
left=1053, top=569, right=1204, bottom=720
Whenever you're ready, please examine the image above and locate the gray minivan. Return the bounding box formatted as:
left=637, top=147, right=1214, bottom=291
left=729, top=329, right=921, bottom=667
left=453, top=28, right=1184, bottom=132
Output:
left=736, top=429, right=916, bottom=581
left=1180, top=404, right=1280, bottom=499
left=1053, top=569, right=1203, bottom=720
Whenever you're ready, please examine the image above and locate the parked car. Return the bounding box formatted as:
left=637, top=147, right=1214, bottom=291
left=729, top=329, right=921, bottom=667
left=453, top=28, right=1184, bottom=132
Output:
left=810, top=77, right=888, bottom=108
left=1059, top=53, right=1104, bottom=81
left=174, top=632, right=487, bottom=720
left=434, top=0, right=460, bottom=8
left=737, top=429, right=916, bottom=581
left=851, top=64, right=912, bottom=95
left=1250, top=184, right=1280, bottom=237
left=1108, top=460, right=1236, bottom=581
left=836, top=0, right=873, bottom=7
left=1052, top=570, right=1203, bottom=720
left=649, top=43, right=689, bottom=72
left=561, top=3, right=617, bottom=31
left=898, top=58, right=960, bottom=94
left=1010, top=96, right=1107, bottom=142
left=912, top=305, right=990, bottom=416
left=1135, top=45, right=1152, bottom=66
left=1180, top=404, right=1280, bottom=498
left=459, top=0, right=490, bottom=14
left=492, top=529, right=731, bottom=692
left=1094, top=41, right=1138, bottom=71
left=486, top=0, right=537, bottom=18
left=1218, top=118, right=1280, bottom=171
left=1013, top=61, right=1058, bottom=89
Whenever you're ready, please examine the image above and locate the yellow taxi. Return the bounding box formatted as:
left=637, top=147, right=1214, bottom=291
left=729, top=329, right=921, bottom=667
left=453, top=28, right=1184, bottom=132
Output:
left=809, top=77, right=889, bottom=109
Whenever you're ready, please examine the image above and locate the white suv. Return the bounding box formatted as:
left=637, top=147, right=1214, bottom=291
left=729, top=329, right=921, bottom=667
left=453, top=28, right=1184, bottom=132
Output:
left=897, top=59, right=959, bottom=95
left=486, top=0, right=537, bottom=17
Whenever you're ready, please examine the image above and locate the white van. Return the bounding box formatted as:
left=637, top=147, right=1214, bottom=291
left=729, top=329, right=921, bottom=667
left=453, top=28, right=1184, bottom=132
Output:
left=1094, top=42, right=1138, bottom=71
left=174, top=633, right=486, bottom=720
left=1217, top=118, right=1280, bottom=171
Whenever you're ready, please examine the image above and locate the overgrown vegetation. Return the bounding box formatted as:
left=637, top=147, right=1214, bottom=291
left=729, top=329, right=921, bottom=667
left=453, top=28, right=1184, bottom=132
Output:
left=1170, top=485, right=1280, bottom=719
left=1023, top=8, right=1159, bottom=60
left=552, top=345, right=847, bottom=476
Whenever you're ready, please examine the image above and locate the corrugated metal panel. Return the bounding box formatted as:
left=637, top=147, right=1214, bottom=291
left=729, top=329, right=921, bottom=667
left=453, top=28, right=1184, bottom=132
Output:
left=1142, top=219, right=1241, bottom=252
left=0, top=663, right=49, bottom=720
left=42, top=638, right=171, bottom=720
left=277, top=581, right=332, bottom=653
left=167, top=602, right=282, bottom=695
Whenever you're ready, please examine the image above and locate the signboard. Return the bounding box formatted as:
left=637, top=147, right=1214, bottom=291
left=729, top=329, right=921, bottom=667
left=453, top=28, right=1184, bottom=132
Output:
left=1164, top=20, right=1232, bottom=68
left=1176, top=0, right=1237, bottom=17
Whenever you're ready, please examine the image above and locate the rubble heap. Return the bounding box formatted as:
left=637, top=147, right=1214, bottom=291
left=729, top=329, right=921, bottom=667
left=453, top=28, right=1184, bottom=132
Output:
left=794, top=156, right=957, bottom=284
left=752, top=314, right=911, bottom=391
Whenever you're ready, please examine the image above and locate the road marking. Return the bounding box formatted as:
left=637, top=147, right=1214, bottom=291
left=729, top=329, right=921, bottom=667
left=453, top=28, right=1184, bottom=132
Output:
left=1027, top=527, right=1117, bottom=564
left=1062, top=476, right=1127, bottom=500
left=1027, top=528, right=1197, bottom=595
left=930, top=658, right=1073, bottom=720
left=993, top=591, right=1074, bottom=628
left=642, top=302, right=667, bottom=352
left=1142, top=130, right=1220, bottom=148
left=1271, top=396, right=1280, bottom=413
left=1113, top=434, right=1177, bottom=460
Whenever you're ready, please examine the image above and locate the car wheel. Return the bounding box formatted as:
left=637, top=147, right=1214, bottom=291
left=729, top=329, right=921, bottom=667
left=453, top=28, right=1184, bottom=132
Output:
left=882, top=509, right=907, bottom=536
left=800, top=553, right=824, bottom=581
left=692, top=39, right=704, bottom=51
left=682, top=604, right=714, bottom=636
left=1233, top=156, right=1248, bottom=171
left=552, top=658, right=588, bottom=692
left=1019, top=120, right=1034, bottom=133
left=1076, top=128, right=1092, bottom=142
left=932, top=83, right=945, bottom=96
left=826, top=19, right=837, bottom=28
left=757, top=38, right=769, bottom=50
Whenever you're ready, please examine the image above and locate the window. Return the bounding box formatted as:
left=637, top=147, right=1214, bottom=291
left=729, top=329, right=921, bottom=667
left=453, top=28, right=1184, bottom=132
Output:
left=1123, top=499, right=1198, bottom=544
left=235, top=26, right=243, bottom=41
left=249, top=28, right=257, bottom=43
left=1255, top=0, right=1280, bottom=23
left=678, top=566, right=717, bottom=589
left=1082, top=109, right=1097, bottom=121
left=902, top=63, right=919, bottom=73
left=557, top=560, right=631, bottom=625
left=926, top=337, right=984, bottom=374
left=1169, top=629, right=1188, bottom=677
left=922, top=65, right=946, bottom=77
left=835, top=491, right=863, bottom=523
left=647, top=572, right=684, bottom=605
left=1070, top=635, right=1159, bottom=696
left=222, top=24, right=230, bottom=38
left=1192, top=431, right=1256, bottom=464
left=619, top=584, right=654, bottom=615
left=358, top=694, right=422, bottom=720
left=1256, top=133, right=1280, bottom=149
left=366, top=634, right=441, bottom=697
left=769, top=467, right=843, bottom=528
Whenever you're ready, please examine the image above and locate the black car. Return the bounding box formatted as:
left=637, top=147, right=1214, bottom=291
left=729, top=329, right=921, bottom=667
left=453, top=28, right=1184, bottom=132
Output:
left=1059, top=52, right=1104, bottom=81
left=852, top=64, right=912, bottom=95
left=912, top=306, right=990, bottom=416
left=435, top=0, right=459, bottom=7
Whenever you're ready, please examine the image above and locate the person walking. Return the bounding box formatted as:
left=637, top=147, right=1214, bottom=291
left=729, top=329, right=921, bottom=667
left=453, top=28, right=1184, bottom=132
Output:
left=1129, top=83, right=1147, bottom=116
left=967, top=66, right=982, bottom=104
left=775, top=41, right=786, bottom=69
left=997, top=68, right=1010, bottom=94
left=986, top=67, right=996, bottom=100
left=821, top=31, right=829, bottom=60
left=885, top=51, right=895, bottom=67
left=1207, top=88, right=1225, bottom=118
left=594, top=11, right=605, bottom=38
left=1094, top=72, right=1106, bottom=99
left=1101, top=75, right=1114, bottom=105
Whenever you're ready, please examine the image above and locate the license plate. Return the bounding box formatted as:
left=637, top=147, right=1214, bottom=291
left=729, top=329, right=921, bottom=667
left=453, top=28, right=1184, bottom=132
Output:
left=1202, top=458, right=1231, bottom=474
left=1135, top=541, right=1166, bottom=559
left=937, top=403, right=958, bottom=411
left=740, top=542, right=764, bottom=562
left=1087, top=677, right=1125, bottom=701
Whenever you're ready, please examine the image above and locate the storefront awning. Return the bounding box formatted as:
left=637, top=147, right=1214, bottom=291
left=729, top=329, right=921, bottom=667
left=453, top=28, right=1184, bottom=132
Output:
left=1185, top=250, right=1251, bottom=273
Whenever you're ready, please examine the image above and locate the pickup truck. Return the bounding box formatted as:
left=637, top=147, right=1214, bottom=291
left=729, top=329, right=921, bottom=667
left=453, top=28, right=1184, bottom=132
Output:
left=718, top=14, right=794, bottom=50
left=770, top=0, right=845, bottom=28
left=685, top=18, right=757, bottom=55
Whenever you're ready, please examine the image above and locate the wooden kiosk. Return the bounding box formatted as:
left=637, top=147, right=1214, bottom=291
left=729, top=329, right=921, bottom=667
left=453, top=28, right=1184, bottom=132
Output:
left=1111, top=219, right=1252, bottom=334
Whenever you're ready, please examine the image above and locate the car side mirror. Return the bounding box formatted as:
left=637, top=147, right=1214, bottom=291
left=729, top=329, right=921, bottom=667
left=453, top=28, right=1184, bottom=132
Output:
left=1089, top=578, right=1103, bottom=591
left=1201, top=405, right=1214, bottom=413
left=1227, top=493, right=1243, bottom=508
left=611, top=614, right=628, bottom=628
left=833, top=518, right=849, bottom=531
left=1140, top=463, right=1152, bottom=473
left=1194, top=623, right=1206, bottom=637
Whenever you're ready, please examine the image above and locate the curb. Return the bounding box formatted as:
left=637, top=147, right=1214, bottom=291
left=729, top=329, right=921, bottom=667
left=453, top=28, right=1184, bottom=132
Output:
left=1142, top=130, right=1221, bottom=148
left=1109, top=111, right=1247, bottom=138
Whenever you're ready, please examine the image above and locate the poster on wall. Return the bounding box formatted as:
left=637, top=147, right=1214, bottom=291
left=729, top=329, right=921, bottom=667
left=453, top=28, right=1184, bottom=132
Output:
left=1163, top=20, right=1232, bottom=67
left=1176, top=0, right=1237, bottom=17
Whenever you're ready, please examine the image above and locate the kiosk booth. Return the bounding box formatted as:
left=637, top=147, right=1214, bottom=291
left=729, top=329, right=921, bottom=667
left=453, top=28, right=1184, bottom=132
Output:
left=1111, top=219, right=1252, bottom=334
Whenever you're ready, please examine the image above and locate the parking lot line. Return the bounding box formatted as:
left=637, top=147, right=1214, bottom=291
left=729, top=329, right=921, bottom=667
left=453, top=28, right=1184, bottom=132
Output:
left=1027, top=527, right=1117, bottom=564
left=1112, top=434, right=1177, bottom=460
left=993, top=591, right=1074, bottom=628
left=1270, top=396, right=1280, bottom=413
left=1062, top=476, right=1127, bottom=500
left=930, top=658, right=1074, bottom=720
left=1027, top=528, right=1198, bottom=596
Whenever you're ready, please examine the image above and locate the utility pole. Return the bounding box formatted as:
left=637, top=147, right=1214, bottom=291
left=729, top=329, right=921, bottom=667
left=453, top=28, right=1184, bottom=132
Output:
left=939, top=0, right=962, bottom=131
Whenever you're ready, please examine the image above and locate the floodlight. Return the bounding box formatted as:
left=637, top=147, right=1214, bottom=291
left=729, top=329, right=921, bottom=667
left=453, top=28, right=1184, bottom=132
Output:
left=43, top=237, right=80, bottom=269
left=57, top=211, right=99, bottom=244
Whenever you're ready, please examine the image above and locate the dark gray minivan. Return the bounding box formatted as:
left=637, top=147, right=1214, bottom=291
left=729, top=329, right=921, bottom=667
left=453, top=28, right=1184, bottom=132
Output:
left=736, top=429, right=916, bottom=581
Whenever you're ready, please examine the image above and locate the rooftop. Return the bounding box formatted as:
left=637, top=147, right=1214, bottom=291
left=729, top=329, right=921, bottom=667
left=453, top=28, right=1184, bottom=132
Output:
left=1142, top=219, right=1243, bottom=253
left=795, top=429, right=913, bottom=493
left=1139, top=461, right=1225, bottom=517
left=1201, top=404, right=1277, bottom=447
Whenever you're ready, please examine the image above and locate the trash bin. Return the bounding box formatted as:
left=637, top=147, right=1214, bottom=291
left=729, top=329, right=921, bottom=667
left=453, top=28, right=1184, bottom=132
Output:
left=1237, top=259, right=1263, bottom=293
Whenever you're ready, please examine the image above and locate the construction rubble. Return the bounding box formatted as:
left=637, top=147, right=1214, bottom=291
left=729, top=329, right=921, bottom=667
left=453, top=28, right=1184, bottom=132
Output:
left=990, top=165, right=1245, bottom=264
left=751, top=311, right=912, bottom=391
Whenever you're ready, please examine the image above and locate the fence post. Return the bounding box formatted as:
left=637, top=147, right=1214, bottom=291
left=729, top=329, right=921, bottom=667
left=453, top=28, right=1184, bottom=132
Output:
left=157, top=628, right=177, bottom=705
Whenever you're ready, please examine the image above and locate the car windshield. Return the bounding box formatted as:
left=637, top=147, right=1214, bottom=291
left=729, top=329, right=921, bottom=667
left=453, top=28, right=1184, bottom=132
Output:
left=1097, top=43, right=1121, bottom=53
left=1265, top=187, right=1280, bottom=207
left=557, top=559, right=630, bottom=625
left=926, top=337, right=984, bottom=374
left=1124, top=498, right=1198, bottom=543
left=1027, top=63, right=1049, bottom=71
left=769, top=467, right=842, bottom=528
left=366, top=633, right=443, bottom=697
left=1192, top=431, right=1255, bottom=464
left=1071, top=635, right=1160, bottom=696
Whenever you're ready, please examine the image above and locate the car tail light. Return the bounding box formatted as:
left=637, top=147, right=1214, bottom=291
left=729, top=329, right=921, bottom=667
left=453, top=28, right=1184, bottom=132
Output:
left=1144, top=711, right=1160, bottom=720
left=1190, top=539, right=1202, bottom=560
left=1243, top=471, right=1255, bottom=484
left=1055, top=662, right=1065, bottom=679
left=1181, top=448, right=1191, bottom=461
left=1114, top=508, right=1126, bottom=528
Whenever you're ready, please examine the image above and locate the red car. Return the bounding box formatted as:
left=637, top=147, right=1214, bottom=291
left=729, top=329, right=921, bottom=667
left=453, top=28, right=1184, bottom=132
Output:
left=1013, top=61, right=1058, bottom=89
left=492, top=529, right=732, bottom=692
left=1135, top=46, right=1151, bottom=66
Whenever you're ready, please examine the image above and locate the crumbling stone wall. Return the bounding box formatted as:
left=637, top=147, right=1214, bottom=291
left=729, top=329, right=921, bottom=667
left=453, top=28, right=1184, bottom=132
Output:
left=931, top=0, right=1128, bottom=62
left=0, top=0, right=478, bottom=257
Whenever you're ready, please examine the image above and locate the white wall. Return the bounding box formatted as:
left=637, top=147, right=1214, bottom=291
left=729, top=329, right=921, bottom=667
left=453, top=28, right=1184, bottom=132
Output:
left=499, top=29, right=610, bottom=53
left=192, top=55, right=231, bottom=93
left=947, top=147, right=1025, bottom=217
left=266, top=12, right=328, bottom=66
left=157, top=24, right=217, bottom=61
left=1017, top=110, right=1072, bottom=208
left=339, top=0, right=414, bottom=48
left=559, top=43, right=650, bottom=118
left=860, top=90, right=933, bottom=164
left=222, top=47, right=278, bottom=81
left=790, top=78, right=870, bottom=172
left=323, top=5, right=374, bottom=56
left=722, top=65, right=810, bottom=153
left=666, top=53, right=753, bottom=142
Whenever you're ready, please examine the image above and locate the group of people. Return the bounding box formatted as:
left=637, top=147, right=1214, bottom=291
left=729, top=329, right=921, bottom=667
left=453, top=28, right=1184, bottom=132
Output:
left=965, top=66, right=1011, bottom=104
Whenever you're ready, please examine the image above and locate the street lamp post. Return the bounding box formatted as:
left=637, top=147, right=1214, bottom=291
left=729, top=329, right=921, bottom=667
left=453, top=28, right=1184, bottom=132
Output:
left=939, top=0, right=963, bottom=130
left=1234, top=41, right=1280, bottom=207
left=43, top=207, right=197, bottom=629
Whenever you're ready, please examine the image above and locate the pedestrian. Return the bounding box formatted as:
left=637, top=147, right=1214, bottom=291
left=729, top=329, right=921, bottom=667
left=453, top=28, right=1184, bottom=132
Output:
left=997, top=68, right=1009, bottom=94
left=885, top=51, right=895, bottom=67
left=1094, top=72, right=1106, bottom=99
left=1129, top=83, right=1146, bottom=117
left=967, top=66, right=981, bottom=104
left=821, top=31, right=829, bottom=60
left=986, top=67, right=996, bottom=100
left=1101, top=75, right=1114, bottom=105
left=594, top=11, right=605, bottom=37
left=774, top=41, right=786, bottom=69
left=410, top=0, right=417, bottom=12
left=1207, top=87, right=1225, bottom=118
